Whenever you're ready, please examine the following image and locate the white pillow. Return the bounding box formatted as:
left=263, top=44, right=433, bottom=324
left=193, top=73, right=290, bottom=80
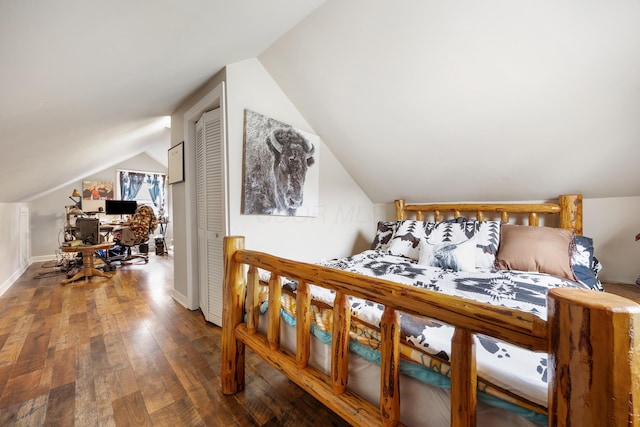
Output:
left=387, top=220, right=429, bottom=260
left=418, top=238, right=477, bottom=272
left=426, top=220, right=500, bottom=269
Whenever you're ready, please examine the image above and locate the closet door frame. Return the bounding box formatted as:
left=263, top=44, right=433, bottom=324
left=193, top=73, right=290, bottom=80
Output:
left=182, top=82, right=229, bottom=310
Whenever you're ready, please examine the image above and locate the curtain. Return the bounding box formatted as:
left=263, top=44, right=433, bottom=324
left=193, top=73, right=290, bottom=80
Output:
left=121, top=172, right=146, bottom=200
left=118, top=170, right=166, bottom=216
left=148, top=174, right=164, bottom=211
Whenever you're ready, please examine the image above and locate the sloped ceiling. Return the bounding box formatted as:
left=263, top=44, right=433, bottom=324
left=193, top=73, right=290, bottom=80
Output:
left=260, top=1, right=640, bottom=203
left=0, top=0, right=325, bottom=203
left=3, top=1, right=638, bottom=205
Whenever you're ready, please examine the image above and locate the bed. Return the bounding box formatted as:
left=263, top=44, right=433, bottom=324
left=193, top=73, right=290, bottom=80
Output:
left=221, top=194, right=640, bottom=426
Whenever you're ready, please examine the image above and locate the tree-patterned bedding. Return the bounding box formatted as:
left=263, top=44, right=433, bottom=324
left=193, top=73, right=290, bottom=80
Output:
left=266, top=249, right=592, bottom=417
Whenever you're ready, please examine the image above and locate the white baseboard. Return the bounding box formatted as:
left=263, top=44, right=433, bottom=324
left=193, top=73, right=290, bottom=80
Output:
left=172, top=289, right=190, bottom=308
left=0, top=263, right=29, bottom=297
left=31, top=254, right=58, bottom=263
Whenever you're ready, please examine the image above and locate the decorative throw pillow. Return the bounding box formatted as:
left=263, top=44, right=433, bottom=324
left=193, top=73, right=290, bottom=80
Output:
left=418, top=238, right=477, bottom=272
left=425, top=219, right=501, bottom=269
left=387, top=220, right=430, bottom=260
left=571, top=235, right=603, bottom=291
left=469, top=220, right=500, bottom=269
left=496, top=224, right=577, bottom=281
left=370, top=221, right=397, bottom=251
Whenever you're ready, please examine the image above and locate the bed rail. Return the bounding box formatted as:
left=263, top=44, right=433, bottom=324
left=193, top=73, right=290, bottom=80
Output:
left=396, top=194, right=582, bottom=235
left=221, top=236, right=640, bottom=426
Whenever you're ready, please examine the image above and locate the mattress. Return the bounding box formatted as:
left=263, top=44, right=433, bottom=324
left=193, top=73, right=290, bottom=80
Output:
left=256, top=249, right=593, bottom=425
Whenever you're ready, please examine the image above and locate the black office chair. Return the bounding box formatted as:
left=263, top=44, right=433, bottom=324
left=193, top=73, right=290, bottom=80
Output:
left=109, top=205, right=158, bottom=264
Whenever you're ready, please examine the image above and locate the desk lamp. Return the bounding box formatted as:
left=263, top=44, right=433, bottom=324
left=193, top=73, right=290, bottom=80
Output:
left=69, top=189, right=81, bottom=208
left=68, top=189, right=84, bottom=215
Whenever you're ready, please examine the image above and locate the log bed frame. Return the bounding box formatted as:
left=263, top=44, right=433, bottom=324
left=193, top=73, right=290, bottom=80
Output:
left=221, top=194, right=640, bottom=426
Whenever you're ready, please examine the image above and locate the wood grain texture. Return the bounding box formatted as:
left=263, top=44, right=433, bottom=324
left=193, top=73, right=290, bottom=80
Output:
left=234, top=248, right=548, bottom=350
left=379, top=307, right=400, bottom=426
left=295, top=281, right=311, bottom=369
left=397, top=194, right=582, bottom=235
left=221, top=236, right=246, bottom=395
left=267, top=274, right=282, bottom=351
left=331, top=291, right=350, bottom=395
left=548, top=288, right=640, bottom=426
left=222, top=190, right=640, bottom=427
left=0, top=253, right=348, bottom=426
left=450, top=328, right=477, bottom=427
left=246, top=265, right=260, bottom=334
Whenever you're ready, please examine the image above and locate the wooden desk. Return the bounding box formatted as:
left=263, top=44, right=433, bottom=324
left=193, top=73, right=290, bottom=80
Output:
left=60, top=242, right=115, bottom=285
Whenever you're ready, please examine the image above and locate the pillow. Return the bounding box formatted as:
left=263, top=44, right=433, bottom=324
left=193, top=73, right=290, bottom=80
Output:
left=370, top=221, right=397, bottom=251
left=418, top=238, right=477, bottom=272
left=426, top=220, right=501, bottom=269
left=469, top=220, right=500, bottom=269
left=572, top=235, right=603, bottom=291
left=387, top=220, right=430, bottom=260
left=496, top=224, right=577, bottom=281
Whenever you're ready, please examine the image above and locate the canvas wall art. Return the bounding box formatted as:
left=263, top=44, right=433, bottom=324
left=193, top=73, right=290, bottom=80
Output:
left=242, top=110, right=319, bottom=217
left=82, top=181, right=114, bottom=200
left=81, top=180, right=114, bottom=213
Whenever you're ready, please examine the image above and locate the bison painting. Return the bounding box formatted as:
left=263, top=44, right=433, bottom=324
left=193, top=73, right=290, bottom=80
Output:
left=242, top=110, right=319, bottom=216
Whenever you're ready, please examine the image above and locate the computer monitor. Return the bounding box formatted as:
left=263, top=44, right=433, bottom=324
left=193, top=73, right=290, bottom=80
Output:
left=105, top=200, right=137, bottom=216
left=75, top=218, right=99, bottom=245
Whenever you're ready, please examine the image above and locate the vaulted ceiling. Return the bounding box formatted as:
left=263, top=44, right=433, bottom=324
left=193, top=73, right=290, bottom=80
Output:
left=0, top=0, right=325, bottom=202
left=260, top=1, right=640, bottom=202
left=2, top=1, right=639, bottom=204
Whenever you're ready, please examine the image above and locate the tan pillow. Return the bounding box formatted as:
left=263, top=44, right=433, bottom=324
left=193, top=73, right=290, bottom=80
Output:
left=496, top=224, right=576, bottom=281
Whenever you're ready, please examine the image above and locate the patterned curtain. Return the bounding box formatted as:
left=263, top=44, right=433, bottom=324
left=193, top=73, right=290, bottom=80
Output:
left=120, top=171, right=146, bottom=200
left=148, top=174, right=165, bottom=211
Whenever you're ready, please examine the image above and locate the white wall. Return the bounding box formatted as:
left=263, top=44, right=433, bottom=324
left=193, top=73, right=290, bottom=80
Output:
left=225, top=58, right=374, bottom=261
left=584, top=196, right=640, bottom=284
left=0, top=203, right=28, bottom=295
left=28, top=153, right=168, bottom=260
left=261, top=1, right=640, bottom=204
left=170, top=70, right=227, bottom=306
left=169, top=59, right=374, bottom=309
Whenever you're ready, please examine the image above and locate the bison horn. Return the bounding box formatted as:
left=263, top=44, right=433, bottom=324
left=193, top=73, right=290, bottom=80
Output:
left=300, top=134, right=315, bottom=156
left=267, top=129, right=282, bottom=154
left=305, top=142, right=315, bottom=159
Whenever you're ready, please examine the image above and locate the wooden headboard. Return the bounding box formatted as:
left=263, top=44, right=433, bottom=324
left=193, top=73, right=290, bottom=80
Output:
left=395, top=194, right=583, bottom=235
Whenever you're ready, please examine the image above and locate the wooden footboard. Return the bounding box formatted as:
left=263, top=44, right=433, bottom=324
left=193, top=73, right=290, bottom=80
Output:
left=221, top=236, right=640, bottom=426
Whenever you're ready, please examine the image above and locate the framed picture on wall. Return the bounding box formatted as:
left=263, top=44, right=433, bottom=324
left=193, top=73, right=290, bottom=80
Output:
left=82, top=180, right=114, bottom=200
left=241, top=110, right=319, bottom=217
left=168, top=142, right=184, bottom=184
left=81, top=180, right=114, bottom=213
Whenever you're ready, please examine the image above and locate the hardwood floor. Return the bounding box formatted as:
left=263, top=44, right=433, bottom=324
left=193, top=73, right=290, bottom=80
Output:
left=4, top=255, right=639, bottom=427
left=0, top=254, right=348, bottom=426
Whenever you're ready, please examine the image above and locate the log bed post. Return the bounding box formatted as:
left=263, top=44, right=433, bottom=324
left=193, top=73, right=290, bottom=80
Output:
left=547, top=288, right=640, bottom=426
left=451, top=328, right=477, bottom=427
left=332, top=291, right=351, bottom=395
left=558, top=194, right=582, bottom=235
left=395, top=199, right=406, bottom=221
left=221, top=236, right=246, bottom=395
left=380, top=307, right=401, bottom=426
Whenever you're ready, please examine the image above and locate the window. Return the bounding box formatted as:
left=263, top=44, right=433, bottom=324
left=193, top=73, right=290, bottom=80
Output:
left=117, top=169, right=167, bottom=218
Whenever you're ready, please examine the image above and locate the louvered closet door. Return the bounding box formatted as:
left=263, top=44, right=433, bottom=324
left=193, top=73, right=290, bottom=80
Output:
left=195, top=108, right=225, bottom=326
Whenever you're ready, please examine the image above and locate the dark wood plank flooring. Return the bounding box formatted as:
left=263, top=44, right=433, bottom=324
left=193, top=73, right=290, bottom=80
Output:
left=0, top=254, right=348, bottom=426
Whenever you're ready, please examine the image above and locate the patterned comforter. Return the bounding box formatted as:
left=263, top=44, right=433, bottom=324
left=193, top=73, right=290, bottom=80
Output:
left=275, top=250, right=591, bottom=410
